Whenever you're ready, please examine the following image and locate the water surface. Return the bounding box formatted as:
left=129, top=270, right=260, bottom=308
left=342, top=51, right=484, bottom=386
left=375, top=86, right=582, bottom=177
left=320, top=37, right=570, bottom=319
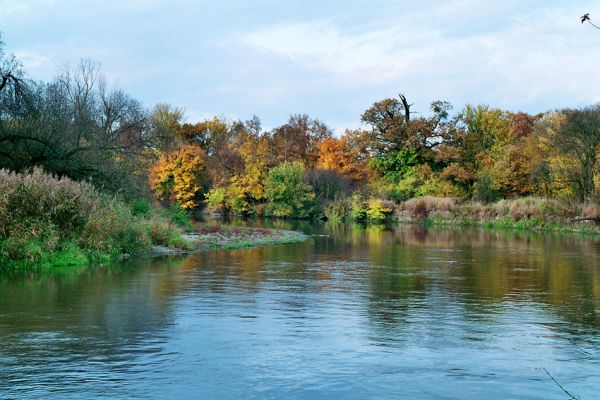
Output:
left=1, top=223, right=600, bottom=399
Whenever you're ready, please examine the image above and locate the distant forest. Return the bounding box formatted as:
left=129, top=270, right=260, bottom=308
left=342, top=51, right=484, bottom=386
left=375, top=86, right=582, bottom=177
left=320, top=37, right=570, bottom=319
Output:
left=2, top=33, right=600, bottom=220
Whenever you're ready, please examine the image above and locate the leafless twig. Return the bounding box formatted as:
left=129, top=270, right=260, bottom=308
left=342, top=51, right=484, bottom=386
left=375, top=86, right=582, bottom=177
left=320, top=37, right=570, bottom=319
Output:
left=581, top=13, right=600, bottom=30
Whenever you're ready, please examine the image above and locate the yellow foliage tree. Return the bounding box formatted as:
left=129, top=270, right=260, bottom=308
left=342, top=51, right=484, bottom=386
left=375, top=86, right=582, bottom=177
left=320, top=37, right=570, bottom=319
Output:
left=316, top=137, right=366, bottom=182
left=149, top=144, right=207, bottom=209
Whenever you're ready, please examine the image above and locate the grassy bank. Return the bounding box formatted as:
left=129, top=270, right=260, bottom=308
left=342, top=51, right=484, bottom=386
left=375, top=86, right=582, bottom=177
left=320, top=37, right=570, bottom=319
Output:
left=0, top=169, right=190, bottom=270
left=394, top=196, right=600, bottom=235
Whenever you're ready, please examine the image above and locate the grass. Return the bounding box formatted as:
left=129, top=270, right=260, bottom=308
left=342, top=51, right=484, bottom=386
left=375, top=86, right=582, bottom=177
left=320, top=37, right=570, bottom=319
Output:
left=0, top=168, right=192, bottom=270
left=407, top=196, right=600, bottom=235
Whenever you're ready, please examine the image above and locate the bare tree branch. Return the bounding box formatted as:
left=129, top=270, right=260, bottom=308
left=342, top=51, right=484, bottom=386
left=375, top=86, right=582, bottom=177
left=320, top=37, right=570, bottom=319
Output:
left=581, top=13, right=600, bottom=29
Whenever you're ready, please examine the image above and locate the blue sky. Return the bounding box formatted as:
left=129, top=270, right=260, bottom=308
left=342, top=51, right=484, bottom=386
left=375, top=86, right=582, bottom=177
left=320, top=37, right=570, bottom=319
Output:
left=1, top=0, right=599, bottom=132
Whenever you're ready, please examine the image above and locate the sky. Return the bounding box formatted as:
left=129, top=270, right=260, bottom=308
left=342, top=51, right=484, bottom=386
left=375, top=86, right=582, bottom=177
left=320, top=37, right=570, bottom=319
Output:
left=1, top=0, right=599, bottom=132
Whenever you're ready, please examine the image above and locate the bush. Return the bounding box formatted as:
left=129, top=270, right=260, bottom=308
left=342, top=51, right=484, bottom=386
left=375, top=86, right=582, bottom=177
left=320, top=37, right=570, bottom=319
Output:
left=0, top=168, right=185, bottom=269
left=474, top=173, right=500, bottom=203
left=324, top=198, right=352, bottom=221
left=131, top=199, right=151, bottom=216
left=162, top=204, right=193, bottom=229
left=366, top=198, right=393, bottom=223
left=384, top=174, right=421, bottom=202
left=350, top=193, right=367, bottom=221
left=264, top=162, right=316, bottom=218
left=205, top=187, right=229, bottom=213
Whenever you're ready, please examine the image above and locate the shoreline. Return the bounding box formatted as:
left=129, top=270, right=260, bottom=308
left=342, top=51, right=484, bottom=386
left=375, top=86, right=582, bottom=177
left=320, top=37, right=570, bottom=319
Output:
left=149, top=226, right=309, bottom=257
left=391, top=217, right=600, bottom=236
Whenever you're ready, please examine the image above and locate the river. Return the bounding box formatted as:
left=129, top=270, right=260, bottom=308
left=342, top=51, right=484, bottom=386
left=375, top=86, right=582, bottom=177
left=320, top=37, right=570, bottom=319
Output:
left=1, top=222, right=599, bottom=399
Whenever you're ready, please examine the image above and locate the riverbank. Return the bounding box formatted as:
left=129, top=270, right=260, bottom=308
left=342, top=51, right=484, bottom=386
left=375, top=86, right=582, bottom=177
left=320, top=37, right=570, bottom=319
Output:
left=150, top=225, right=308, bottom=256
left=393, top=196, right=600, bottom=235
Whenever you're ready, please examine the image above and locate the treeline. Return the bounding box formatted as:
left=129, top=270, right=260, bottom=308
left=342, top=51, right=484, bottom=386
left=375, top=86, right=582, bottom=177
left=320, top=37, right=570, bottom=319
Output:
left=2, top=35, right=600, bottom=222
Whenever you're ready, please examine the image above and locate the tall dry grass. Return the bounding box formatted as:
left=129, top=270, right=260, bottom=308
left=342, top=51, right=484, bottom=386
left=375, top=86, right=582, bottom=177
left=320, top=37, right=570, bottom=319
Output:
left=0, top=168, right=183, bottom=268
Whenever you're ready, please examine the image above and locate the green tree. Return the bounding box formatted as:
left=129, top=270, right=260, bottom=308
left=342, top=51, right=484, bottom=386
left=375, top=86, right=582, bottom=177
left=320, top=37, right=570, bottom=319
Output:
left=264, top=162, right=315, bottom=218
left=555, top=106, right=600, bottom=200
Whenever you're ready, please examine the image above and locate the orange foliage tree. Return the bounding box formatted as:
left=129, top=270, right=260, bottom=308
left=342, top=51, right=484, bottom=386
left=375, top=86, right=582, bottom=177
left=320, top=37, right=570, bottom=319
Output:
left=149, top=144, right=207, bottom=209
left=316, top=137, right=366, bottom=182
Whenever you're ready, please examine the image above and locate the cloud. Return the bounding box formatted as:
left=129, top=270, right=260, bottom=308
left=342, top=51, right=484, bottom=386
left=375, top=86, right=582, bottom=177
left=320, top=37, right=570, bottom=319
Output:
left=241, top=4, right=600, bottom=112
left=243, top=21, right=434, bottom=84
left=3, top=0, right=600, bottom=130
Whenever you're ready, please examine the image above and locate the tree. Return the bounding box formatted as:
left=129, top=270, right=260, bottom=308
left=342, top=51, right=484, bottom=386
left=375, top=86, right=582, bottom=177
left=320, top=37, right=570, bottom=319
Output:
left=226, top=128, right=271, bottom=214
left=316, top=137, right=366, bottom=182
left=0, top=34, right=24, bottom=95
left=360, top=95, right=411, bottom=153
left=0, top=59, right=151, bottom=194
left=149, top=103, right=184, bottom=153
left=270, top=114, right=332, bottom=168
left=149, top=144, right=207, bottom=209
left=264, top=162, right=315, bottom=218
left=554, top=106, right=600, bottom=200
left=361, top=95, right=456, bottom=177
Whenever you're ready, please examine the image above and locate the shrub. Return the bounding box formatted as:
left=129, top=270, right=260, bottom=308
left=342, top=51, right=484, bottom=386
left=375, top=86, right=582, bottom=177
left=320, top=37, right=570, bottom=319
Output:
left=366, top=198, right=393, bottom=223
left=264, top=162, right=316, bottom=218
left=474, top=173, right=500, bottom=203
left=226, top=185, right=255, bottom=216
left=162, top=204, right=194, bottom=229
left=385, top=174, right=421, bottom=202
left=324, top=198, right=351, bottom=221
left=409, top=199, right=429, bottom=221
left=0, top=168, right=185, bottom=269
left=131, top=199, right=151, bottom=216
left=205, top=187, right=229, bottom=213
left=350, top=193, right=367, bottom=221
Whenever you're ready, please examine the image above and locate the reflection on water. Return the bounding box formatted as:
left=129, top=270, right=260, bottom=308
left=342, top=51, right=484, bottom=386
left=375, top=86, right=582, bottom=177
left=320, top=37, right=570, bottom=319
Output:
left=1, top=223, right=599, bottom=399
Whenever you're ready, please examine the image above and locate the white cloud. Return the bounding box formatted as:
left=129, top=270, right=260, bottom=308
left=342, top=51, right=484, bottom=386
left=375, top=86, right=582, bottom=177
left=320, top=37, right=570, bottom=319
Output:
left=241, top=4, right=600, bottom=111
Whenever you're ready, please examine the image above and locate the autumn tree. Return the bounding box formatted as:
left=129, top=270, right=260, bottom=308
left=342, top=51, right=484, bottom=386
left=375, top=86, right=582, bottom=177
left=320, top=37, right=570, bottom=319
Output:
left=226, top=120, right=271, bottom=214
left=362, top=95, right=457, bottom=182
left=316, top=137, right=366, bottom=182
left=360, top=95, right=411, bottom=154
left=270, top=114, right=332, bottom=168
left=149, top=103, right=184, bottom=153
left=554, top=106, right=600, bottom=200
left=149, top=144, right=207, bottom=209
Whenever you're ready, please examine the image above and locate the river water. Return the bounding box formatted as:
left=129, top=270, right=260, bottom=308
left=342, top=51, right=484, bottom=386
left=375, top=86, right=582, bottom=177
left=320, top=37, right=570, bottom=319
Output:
left=1, top=222, right=599, bottom=399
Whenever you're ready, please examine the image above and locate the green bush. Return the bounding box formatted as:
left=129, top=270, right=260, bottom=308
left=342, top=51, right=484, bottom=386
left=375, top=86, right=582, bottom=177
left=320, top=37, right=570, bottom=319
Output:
left=324, top=198, right=351, bottom=221
left=264, top=162, right=316, bottom=218
left=475, top=173, right=500, bottom=203
left=162, top=204, right=194, bottom=230
left=366, top=198, right=393, bottom=223
left=385, top=174, right=421, bottom=202
left=131, top=199, right=151, bottom=216
left=205, top=187, right=228, bottom=213
left=350, top=193, right=367, bottom=221
left=228, top=193, right=255, bottom=216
